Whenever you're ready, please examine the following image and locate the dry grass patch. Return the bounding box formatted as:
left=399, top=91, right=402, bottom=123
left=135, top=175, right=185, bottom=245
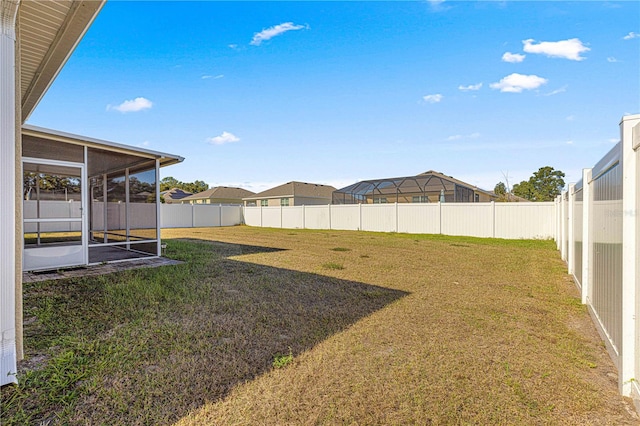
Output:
left=2, top=226, right=638, bottom=425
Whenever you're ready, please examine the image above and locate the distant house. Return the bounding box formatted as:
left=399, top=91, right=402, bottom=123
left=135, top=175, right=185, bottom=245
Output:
left=180, top=186, right=255, bottom=205
left=161, top=188, right=192, bottom=204
left=243, top=181, right=336, bottom=207
left=332, top=170, right=497, bottom=204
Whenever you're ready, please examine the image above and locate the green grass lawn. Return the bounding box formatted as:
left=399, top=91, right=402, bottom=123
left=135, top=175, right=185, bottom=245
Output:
left=2, top=226, right=638, bottom=425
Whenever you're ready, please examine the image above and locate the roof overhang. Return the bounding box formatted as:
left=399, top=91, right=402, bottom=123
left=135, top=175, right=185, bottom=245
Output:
left=22, top=124, right=184, bottom=168
left=19, top=0, right=106, bottom=122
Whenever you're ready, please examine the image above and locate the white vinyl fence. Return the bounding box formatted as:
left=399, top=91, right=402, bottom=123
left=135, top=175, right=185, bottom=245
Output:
left=160, top=204, right=243, bottom=228
left=558, top=114, right=640, bottom=407
left=243, top=202, right=556, bottom=240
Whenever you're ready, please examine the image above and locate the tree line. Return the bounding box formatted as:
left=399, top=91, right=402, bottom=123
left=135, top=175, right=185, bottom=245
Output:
left=160, top=177, right=209, bottom=194
left=494, top=166, right=565, bottom=202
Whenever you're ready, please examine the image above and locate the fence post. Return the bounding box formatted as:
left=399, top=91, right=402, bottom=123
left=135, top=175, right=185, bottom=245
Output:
left=581, top=168, right=592, bottom=305
left=491, top=201, right=496, bottom=238
left=219, top=204, right=222, bottom=227
left=560, top=191, right=567, bottom=261
left=395, top=202, right=398, bottom=233
left=260, top=204, right=263, bottom=227
left=438, top=201, right=442, bottom=235
left=555, top=195, right=561, bottom=250
left=280, top=204, right=283, bottom=228
left=302, top=205, right=306, bottom=229
left=328, top=204, right=332, bottom=230
left=619, top=115, right=640, bottom=396
left=567, top=183, right=576, bottom=275
left=359, top=203, right=362, bottom=231
left=191, top=204, right=195, bottom=228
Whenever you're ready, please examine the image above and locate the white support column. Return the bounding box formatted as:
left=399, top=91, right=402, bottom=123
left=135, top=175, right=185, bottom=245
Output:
left=619, top=114, right=640, bottom=396
left=567, top=183, right=575, bottom=275
left=581, top=168, right=592, bottom=305
left=155, top=160, right=161, bottom=255
left=1, top=0, right=20, bottom=386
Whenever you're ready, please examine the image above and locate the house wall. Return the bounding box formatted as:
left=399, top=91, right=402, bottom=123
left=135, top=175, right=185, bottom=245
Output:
left=187, top=198, right=243, bottom=205
left=293, top=196, right=331, bottom=206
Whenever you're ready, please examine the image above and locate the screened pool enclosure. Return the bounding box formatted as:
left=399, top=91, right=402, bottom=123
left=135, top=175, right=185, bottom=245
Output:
left=332, top=170, right=496, bottom=204
left=22, top=125, right=183, bottom=271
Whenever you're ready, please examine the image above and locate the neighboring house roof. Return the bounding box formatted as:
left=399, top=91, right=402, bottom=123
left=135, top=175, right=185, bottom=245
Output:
left=162, top=188, right=193, bottom=202
left=181, top=186, right=255, bottom=202
left=19, top=1, right=106, bottom=122
left=243, top=181, right=337, bottom=200
left=417, top=170, right=495, bottom=198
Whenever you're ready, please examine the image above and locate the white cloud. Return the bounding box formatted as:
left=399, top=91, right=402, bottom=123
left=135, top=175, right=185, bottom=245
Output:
left=566, top=115, right=575, bottom=121
left=566, top=140, right=574, bottom=145
left=623, top=32, right=639, bottom=40
left=207, top=131, right=240, bottom=145
left=458, top=83, right=483, bottom=91
left=108, top=97, right=153, bottom=113
left=522, top=38, right=590, bottom=61
left=609, top=138, right=619, bottom=143
left=447, top=132, right=480, bottom=141
left=543, top=85, right=567, bottom=96
left=250, top=22, right=307, bottom=46
left=138, top=141, right=150, bottom=148
left=202, top=74, right=224, bottom=80
left=490, top=73, right=548, bottom=93
left=423, top=94, right=443, bottom=103
left=502, top=52, right=526, bottom=63
left=607, top=57, right=619, bottom=63
left=427, top=0, right=447, bottom=10
left=228, top=44, right=239, bottom=50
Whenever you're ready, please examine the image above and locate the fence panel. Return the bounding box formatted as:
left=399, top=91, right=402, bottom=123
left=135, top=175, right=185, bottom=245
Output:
left=161, top=204, right=193, bottom=228
left=572, top=188, right=584, bottom=286
left=442, top=203, right=493, bottom=237
left=304, top=205, right=330, bottom=229
left=161, top=204, right=243, bottom=228
left=361, top=204, right=396, bottom=232
left=282, top=206, right=304, bottom=229
left=330, top=205, right=360, bottom=231
left=222, top=205, right=243, bottom=226
left=261, top=207, right=282, bottom=228
left=193, top=204, right=220, bottom=227
left=397, top=203, right=441, bottom=234
left=495, top=202, right=556, bottom=239
left=590, top=162, right=623, bottom=358
left=243, top=206, right=261, bottom=226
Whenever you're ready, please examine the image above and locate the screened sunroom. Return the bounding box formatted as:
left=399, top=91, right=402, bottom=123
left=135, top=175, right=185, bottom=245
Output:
left=22, top=125, right=183, bottom=271
left=332, top=170, right=496, bottom=204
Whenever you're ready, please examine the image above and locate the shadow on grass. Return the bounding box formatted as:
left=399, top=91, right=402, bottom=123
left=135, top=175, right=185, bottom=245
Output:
left=2, top=238, right=407, bottom=425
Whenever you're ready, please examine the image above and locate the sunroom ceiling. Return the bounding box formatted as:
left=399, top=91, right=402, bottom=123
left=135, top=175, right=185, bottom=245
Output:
left=19, top=0, right=105, bottom=122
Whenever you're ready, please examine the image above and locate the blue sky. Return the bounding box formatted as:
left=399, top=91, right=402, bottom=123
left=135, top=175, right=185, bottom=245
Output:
left=27, top=1, right=640, bottom=193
